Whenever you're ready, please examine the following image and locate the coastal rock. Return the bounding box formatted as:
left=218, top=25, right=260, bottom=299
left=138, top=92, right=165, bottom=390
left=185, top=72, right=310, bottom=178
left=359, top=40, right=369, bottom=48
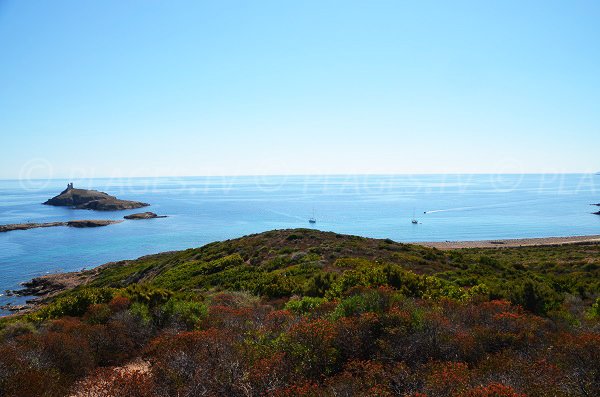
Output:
left=8, top=271, right=96, bottom=313
left=66, top=220, right=122, bottom=228
left=0, top=220, right=122, bottom=233
left=44, top=183, right=149, bottom=211
left=0, top=222, right=64, bottom=233
left=17, top=277, right=64, bottom=296
left=13, top=271, right=90, bottom=298
left=0, top=304, right=30, bottom=312
left=124, top=212, right=167, bottom=220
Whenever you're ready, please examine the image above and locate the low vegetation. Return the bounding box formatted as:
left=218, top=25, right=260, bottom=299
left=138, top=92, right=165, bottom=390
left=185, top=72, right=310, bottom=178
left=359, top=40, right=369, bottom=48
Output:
left=1, top=229, right=599, bottom=396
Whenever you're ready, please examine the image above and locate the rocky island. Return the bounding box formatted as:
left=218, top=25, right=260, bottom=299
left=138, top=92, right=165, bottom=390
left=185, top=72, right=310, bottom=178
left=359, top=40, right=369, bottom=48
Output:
left=0, top=219, right=122, bottom=233
left=44, top=183, right=149, bottom=211
left=123, top=211, right=167, bottom=220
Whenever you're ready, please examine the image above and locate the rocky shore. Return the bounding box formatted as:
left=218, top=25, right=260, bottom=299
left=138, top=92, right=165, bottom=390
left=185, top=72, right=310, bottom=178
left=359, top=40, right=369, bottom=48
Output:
left=14, top=271, right=89, bottom=298
left=4, top=253, right=169, bottom=313
left=1, top=271, right=96, bottom=313
left=0, top=219, right=122, bottom=233
left=0, top=304, right=29, bottom=312
left=44, top=183, right=149, bottom=211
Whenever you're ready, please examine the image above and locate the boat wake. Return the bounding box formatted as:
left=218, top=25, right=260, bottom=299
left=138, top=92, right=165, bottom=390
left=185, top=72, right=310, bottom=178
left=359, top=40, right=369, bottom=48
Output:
left=266, top=209, right=306, bottom=221
left=424, top=198, right=550, bottom=214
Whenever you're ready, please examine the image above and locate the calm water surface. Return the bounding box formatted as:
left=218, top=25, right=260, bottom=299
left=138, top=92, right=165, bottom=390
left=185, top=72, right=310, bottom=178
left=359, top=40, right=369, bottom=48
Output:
left=1, top=174, right=599, bottom=314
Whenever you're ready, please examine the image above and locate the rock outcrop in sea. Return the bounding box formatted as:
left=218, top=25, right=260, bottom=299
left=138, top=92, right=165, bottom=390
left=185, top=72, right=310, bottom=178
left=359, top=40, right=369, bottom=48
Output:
left=124, top=212, right=167, bottom=220
left=0, top=220, right=122, bottom=233
left=66, top=220, right=123, bottom=228
left=44, top=183, right=149, bottom=211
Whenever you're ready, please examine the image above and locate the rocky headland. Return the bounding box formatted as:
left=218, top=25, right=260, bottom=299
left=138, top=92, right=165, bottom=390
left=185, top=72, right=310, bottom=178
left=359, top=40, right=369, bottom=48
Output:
left=6, top=228, right=600, bottom=314
left=44, top=183, right=149, bottom=211
left=2, top=271, right=96, bottom=312
left=123, top=211, right=167, bottom=220
left=14, top=271, right=90, bottom=298
left=0, top=219, right=122, bottom=233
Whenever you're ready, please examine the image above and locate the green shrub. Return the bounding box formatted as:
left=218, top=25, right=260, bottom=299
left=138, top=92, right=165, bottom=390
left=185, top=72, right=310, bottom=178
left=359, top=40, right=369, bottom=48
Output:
left=590, top=297, right=600, bottom=318
left=129, top=302, right=152, bottom=325
left=509, top=280, right=562, bottom=315
left=124, top=284, right=173, bottom=307
left=159, top=299, right=207, bottom=329
left=331, top=290, right=387, bottom=319
left=0, top=321, right=36, bottom=341
left=303, top=272, right=336, bottom=297
left=201, top=254, right=245, bottom=275
left=285, top=296, right=327, bottom=314
left=328, top=264, right=389, bottom=297
left=29, top=288, right=115, bottom=321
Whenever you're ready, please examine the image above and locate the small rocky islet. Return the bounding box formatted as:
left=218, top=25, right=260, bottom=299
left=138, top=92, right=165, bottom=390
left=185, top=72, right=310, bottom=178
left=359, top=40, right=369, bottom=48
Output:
left=0, top=220, right=122, bottom=233
left=0, top=185, right=166, bottom=233
left=43, top=183, right=149, bottom=211
left=124, top=211, right=167, bottom=220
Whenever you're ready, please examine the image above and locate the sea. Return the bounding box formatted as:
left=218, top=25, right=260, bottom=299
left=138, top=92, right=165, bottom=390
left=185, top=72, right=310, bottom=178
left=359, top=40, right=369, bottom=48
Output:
left=1, top=174, right=599, bottom=315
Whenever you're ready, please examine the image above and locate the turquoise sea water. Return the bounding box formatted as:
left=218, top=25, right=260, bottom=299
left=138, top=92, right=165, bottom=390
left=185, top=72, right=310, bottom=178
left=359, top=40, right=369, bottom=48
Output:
left=1, top=174, right=599, bottom=314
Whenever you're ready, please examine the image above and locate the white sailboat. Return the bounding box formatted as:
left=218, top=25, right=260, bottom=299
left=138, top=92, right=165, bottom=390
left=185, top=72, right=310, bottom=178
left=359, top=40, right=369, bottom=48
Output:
left=309, top=208, right=316, bottom=224
left=411, top=209, right=418, bottom=224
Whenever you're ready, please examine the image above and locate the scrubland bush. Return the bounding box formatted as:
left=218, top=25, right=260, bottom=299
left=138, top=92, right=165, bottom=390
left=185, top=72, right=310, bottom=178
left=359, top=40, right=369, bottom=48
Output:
left=2, top=237, right=600, bottom=396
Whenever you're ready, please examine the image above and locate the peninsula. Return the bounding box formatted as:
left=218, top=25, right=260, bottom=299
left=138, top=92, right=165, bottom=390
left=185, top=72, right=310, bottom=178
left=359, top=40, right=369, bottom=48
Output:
left=44, top=183, right=149, bottom=211
left=0, top=220, right=122, bottom=233
left=3, top=229, right=599, bottom=396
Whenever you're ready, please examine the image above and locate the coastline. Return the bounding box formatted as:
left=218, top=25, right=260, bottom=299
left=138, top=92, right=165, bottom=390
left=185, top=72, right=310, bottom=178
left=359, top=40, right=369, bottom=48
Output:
left=4, top=232, right=600, bottom=314
left=416, top=234, right=600, bottom=249
left=1, top=252, right=177, bottom=314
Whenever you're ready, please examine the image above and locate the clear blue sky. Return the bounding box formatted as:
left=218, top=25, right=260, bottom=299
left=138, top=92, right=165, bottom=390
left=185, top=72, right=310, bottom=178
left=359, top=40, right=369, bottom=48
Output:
left=1, top=0, right=599, bottom=179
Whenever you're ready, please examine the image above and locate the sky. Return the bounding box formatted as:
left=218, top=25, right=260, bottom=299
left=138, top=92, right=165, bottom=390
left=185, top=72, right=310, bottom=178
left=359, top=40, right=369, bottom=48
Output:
left=1, top=0, right=599, bottom=179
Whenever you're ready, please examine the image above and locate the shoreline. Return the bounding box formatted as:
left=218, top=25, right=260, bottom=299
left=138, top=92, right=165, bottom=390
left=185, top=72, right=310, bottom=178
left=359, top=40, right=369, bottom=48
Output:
left=3, top=232, right=600, bottom=314
left=416, top=234, right=600, bottom=249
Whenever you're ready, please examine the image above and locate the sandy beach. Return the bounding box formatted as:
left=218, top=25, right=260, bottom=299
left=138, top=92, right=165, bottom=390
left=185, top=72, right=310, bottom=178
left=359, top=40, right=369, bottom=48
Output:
left=417, top=235, right=600, bottom=249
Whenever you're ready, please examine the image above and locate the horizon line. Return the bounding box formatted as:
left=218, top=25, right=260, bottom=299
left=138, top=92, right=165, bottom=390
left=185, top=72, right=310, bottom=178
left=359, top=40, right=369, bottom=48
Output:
left=2, top=171, right=599, bottom=182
